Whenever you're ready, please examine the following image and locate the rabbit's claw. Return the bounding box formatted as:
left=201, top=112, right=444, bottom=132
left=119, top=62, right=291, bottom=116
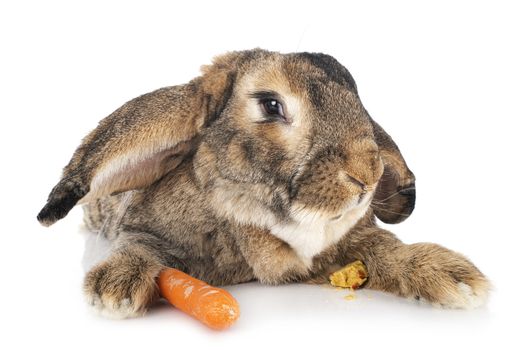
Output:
left=83, top=253, right=159, bottom=319
left=401, top=243, right=491, bottom=309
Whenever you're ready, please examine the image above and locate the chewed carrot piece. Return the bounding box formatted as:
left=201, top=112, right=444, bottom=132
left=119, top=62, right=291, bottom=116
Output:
left=329, top=260, right=368, bottom=289
left=158, top=268, right=240, bottom=330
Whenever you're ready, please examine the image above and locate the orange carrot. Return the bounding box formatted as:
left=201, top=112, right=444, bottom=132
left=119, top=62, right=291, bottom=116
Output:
left=157, top=267, right=240, bottom=330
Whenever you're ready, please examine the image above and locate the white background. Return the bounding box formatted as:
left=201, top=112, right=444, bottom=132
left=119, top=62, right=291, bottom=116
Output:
left=1, top=1, right=524, bottom=349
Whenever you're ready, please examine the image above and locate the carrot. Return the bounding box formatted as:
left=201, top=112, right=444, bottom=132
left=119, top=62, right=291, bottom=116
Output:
left=157, top=267, right=240, bottom=330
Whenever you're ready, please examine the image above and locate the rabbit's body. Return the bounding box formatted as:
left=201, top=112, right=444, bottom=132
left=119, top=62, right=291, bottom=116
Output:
left=39, top=49, right=490, bottom=318
left=82, top=156, right=363, bottom=286
left=83, top=161, right=256, bottom=286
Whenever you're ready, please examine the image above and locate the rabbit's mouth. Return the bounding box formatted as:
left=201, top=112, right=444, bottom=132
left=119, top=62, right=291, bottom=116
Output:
left=290, top=178, right=377, bottom=223
left=329, top=190, right=375, bottom=222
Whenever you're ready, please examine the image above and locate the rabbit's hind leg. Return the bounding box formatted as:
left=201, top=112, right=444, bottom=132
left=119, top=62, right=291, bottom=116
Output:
left=82, top=192, right=133, bottom=240
left=82, top=199, right=107, bottom=233
left=83, top=231, right=166, bottom=319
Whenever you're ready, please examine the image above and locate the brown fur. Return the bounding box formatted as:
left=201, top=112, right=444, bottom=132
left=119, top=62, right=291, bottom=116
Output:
left=38, top=49, right=489, bottom=318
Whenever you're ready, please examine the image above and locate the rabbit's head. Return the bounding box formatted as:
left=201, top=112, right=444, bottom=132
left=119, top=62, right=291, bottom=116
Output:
left=37, top=49, right=414, bottom=227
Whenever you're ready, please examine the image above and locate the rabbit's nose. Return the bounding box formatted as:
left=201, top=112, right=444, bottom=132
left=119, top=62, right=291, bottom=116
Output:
left=341, top=173, right=371, bottom=204
left=340, top=167, right=378, bottom=197
left=343, top=173, right=366, bottom=191
left=340, top=172, right=375, bottom=192
left=340, top=147, right=383, bottom=188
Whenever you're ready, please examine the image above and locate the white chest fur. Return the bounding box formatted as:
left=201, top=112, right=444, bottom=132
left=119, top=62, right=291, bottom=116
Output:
left=210, top=180, right=372, bottom=268
left=270, top=193, right=372, bottom=267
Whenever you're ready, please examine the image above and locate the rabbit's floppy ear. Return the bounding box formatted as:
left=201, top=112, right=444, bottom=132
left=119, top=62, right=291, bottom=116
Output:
left=371, top=119, right=416, bottom=224
left=37, top=53, right=240, bottom=227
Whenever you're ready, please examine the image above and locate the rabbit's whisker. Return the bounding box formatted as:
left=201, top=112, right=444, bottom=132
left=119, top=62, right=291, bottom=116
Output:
left=370, top=204, right=410, bottom=217
left=373, top=187, right=413, bottom=203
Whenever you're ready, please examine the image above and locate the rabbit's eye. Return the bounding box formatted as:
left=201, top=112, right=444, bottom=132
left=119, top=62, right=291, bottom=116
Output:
left=262, top=99, right=285, bottom=118
left=249, top=91, right=289, bottom=123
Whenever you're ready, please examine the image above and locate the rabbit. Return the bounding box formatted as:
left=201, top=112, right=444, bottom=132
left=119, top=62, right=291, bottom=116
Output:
left=37, top=49, right=490, bottom=319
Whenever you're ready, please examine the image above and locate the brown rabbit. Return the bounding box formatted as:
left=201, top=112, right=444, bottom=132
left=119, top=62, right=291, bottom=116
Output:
left=37, top=49, right=489, bottom=318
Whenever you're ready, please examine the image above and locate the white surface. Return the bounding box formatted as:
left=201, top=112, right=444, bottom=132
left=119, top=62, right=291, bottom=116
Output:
left=1, top=1, right=524, bottom=349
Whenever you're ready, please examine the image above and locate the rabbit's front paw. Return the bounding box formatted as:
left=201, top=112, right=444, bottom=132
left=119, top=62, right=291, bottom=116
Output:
left=402, top=243, right=490, bottom=309
left=83, top=252, right=160, bottom=319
